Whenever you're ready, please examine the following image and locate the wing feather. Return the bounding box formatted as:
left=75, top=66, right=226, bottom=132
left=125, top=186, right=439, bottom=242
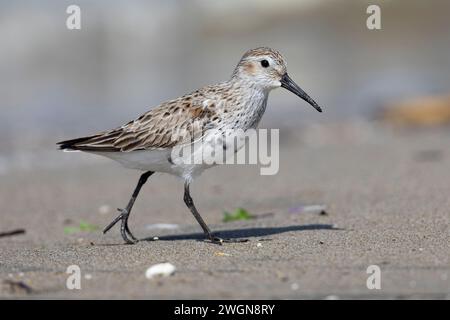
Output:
left=57, top=91, right=218, bottom=152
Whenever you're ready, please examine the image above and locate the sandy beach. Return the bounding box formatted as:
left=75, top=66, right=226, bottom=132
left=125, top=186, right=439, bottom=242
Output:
left=1, top=124, right=449, bottom=299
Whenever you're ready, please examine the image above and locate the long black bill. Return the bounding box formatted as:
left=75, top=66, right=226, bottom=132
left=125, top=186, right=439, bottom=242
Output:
left=280, top=73, right=322, bottom=113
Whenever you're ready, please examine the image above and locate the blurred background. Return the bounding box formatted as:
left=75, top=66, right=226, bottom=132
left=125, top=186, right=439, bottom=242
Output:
left=1, top=0, right=450, bottom=174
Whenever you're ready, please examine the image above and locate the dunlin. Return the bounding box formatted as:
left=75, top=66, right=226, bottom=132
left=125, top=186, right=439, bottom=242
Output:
left=58, top=47, right=322, bottom=244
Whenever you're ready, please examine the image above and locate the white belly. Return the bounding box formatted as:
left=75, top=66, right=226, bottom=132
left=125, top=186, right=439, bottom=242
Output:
left=90, top=146, right=214, bottom=182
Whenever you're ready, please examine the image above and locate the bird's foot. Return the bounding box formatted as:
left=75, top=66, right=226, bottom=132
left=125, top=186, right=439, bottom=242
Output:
left=205, top=235, right=249, bottom=245
left=103, top=208, right=138, bottom=244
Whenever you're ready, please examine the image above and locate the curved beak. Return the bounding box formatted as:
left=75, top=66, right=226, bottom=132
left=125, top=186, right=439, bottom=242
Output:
left=280, top=73, right=322, bottom=113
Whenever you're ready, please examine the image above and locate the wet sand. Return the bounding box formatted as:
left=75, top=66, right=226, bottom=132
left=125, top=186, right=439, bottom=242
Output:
left=0, top=125, right=449, bottom=299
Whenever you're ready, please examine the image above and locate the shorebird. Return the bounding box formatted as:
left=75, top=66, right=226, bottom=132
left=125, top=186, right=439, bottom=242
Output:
left=58, top=47, right=322, bottom=245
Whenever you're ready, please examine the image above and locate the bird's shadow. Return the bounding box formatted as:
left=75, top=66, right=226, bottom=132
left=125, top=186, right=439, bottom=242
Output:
left=141, top=224, right=342, bottom=242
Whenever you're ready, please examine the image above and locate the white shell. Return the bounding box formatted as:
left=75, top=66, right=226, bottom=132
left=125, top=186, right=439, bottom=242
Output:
left=145, top=263, right=176, bottom=279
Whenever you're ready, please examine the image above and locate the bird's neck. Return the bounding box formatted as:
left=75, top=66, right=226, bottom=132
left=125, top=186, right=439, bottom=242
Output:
left=228, top=77, right=270, bottom=103
left=223, top=78, right=269, bottom=129
left=230, top=75, right=271, bottom=94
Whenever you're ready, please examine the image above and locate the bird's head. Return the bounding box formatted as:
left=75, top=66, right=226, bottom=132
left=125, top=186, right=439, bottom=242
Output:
left=232, top=47, right=322, bottom=112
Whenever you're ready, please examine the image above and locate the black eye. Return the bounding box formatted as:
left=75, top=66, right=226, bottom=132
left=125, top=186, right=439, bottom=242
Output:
left=261, top=59, right=269, bottom=68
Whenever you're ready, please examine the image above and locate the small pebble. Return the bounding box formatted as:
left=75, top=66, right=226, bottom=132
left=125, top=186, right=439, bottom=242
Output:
left=256, top=243, right=262, bottom=247
left=98, top=205, right=111, bottom=215
left=214, top=252, right=231, bottom=257
left=145, top=263, right=176, bottom=279
left=289, top=204, right=327, bottom=215
left=290, top=283, right=299, bottom=291
left=276, top=271, right=288, bottom=282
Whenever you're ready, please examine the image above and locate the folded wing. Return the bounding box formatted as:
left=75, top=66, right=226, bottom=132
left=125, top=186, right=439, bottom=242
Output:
left=57, top=93, right=216, bottom=152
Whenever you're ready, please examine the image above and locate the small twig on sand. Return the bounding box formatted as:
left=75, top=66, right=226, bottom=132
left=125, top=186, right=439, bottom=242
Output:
left=3, top=280, right=33, bottom=294
left=0, top=229, right=26, bottom=238
left=254, top=212, right=275, bottom=219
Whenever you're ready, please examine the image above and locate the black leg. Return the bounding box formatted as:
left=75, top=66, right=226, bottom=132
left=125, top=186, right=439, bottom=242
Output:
left=103, top=171, right=154, bottom=244
left=183, top=182, right=248, bottom=245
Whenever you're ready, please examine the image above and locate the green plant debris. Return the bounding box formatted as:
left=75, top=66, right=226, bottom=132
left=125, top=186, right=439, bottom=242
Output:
left=64, top=220, right=99, bottom=234
left=222, top=208, right=253, bottom=223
